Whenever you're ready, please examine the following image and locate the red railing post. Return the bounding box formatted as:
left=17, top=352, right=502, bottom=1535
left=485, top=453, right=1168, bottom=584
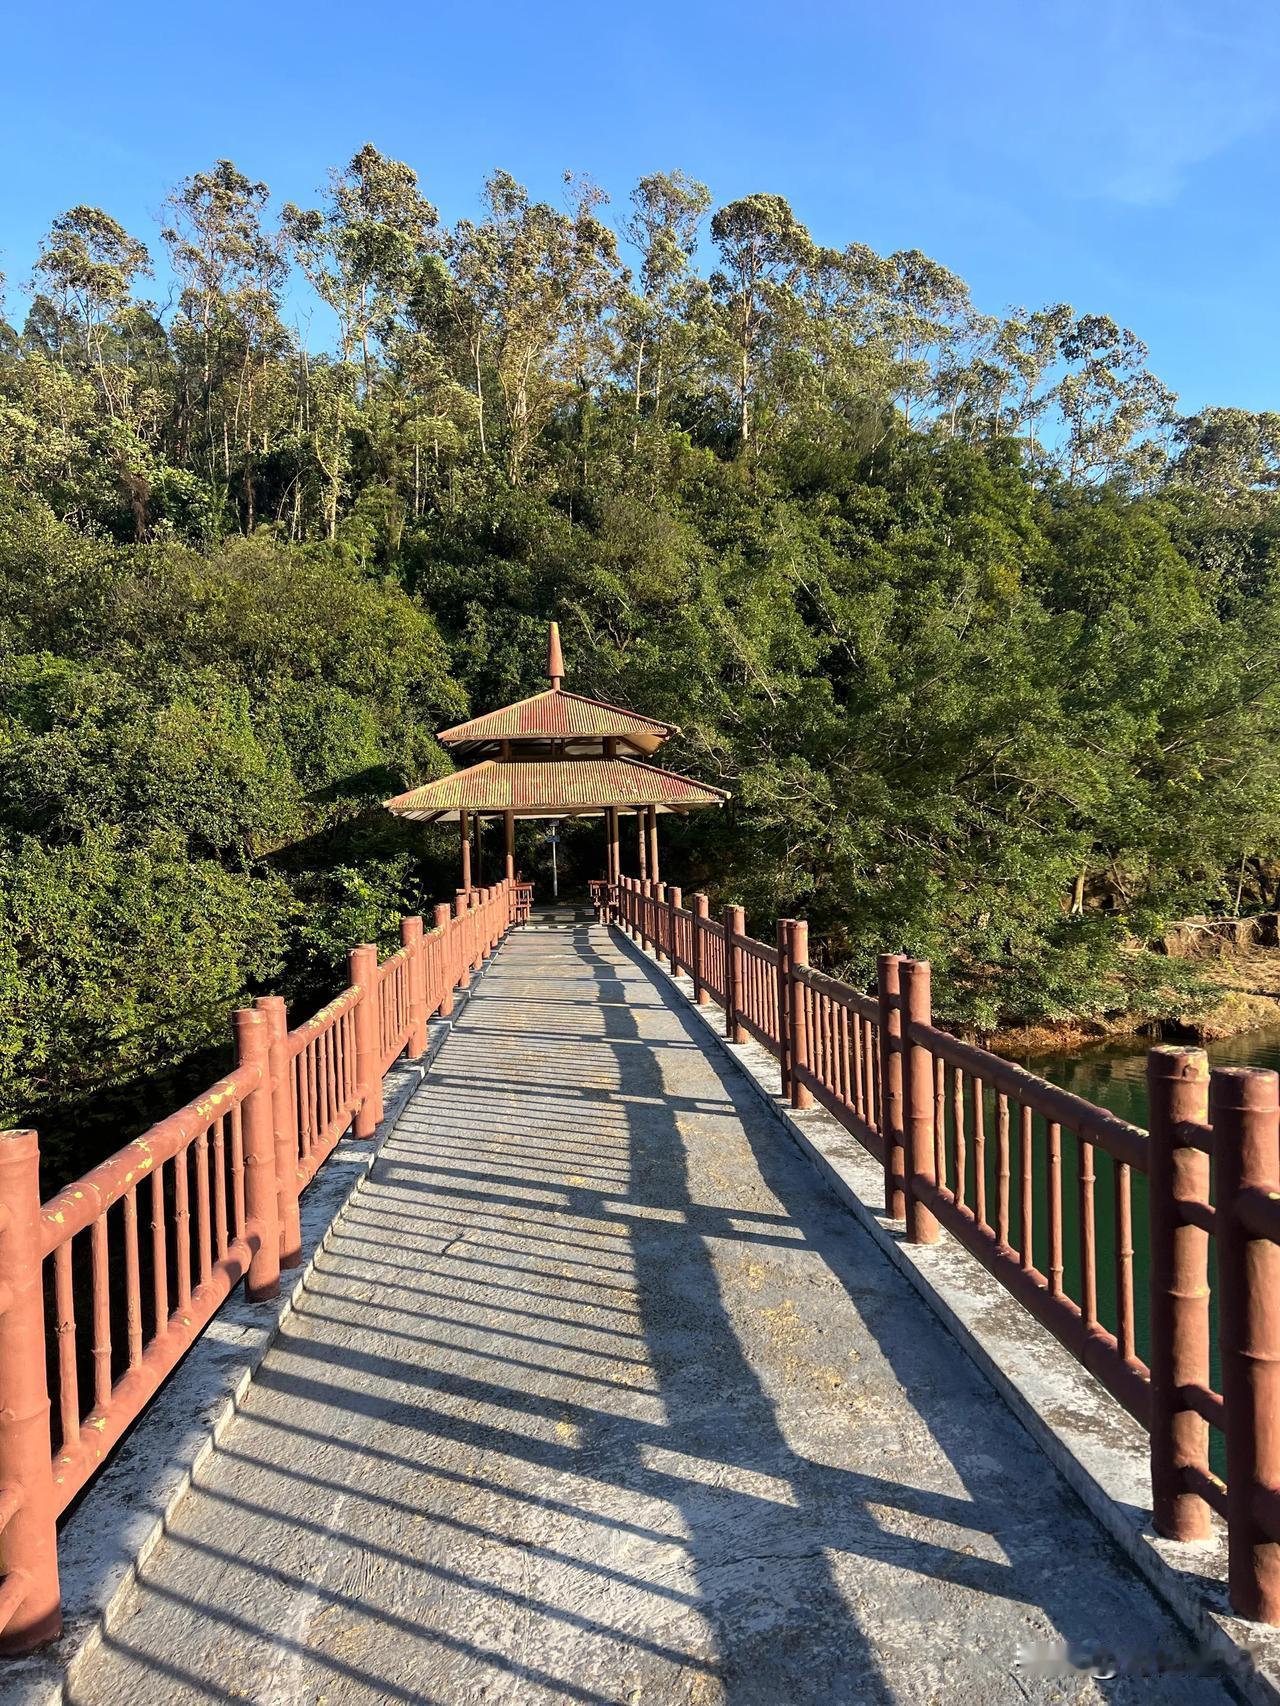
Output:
left=724, top=904, right=747, bottom=1044
left=402, top=915, right=428, bottom=1057
left=434, top=903, right=454, bottom=1017
left=669, top=887, right=682, bottom=970
left=233, top=1009, right=282, bottom=1302
left=1215, top=1064, right=1280, bottom=1622
left=653, top=883, right=667, bottom=964
left=877, top=954, right=908, bottom=1221
left=468, top=889, right=482, bottom=971
left=453, top=894, right=472, bottom=989
left=787, top=920, right=814, bottom=1111
left=777, top=919, right=795, bottom=1100
left=255, top=994, right=302, bottom=1270
left=0, top=1129, right=61, bottom=1654
left=692, top=894, right=709, bottom=1004
left=350, top=943, right=384, bottom=1136
left=901, top=959, right=939, bottom=1245
left=1147, top=1046, right=1212, bottom=1544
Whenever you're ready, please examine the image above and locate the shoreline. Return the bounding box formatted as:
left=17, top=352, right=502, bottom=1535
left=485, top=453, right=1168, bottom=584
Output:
left=983, top=946, right=1280, bottom=1060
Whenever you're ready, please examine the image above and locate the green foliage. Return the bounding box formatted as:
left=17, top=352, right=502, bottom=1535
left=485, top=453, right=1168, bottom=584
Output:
left=5, top=153, right=1280, bottom=1182
left=0, top=829, right=289, bottom=1179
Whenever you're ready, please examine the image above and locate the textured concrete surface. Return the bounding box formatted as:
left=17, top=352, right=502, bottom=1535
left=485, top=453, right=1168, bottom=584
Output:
left=65, top=911, right=1230, bottom=1704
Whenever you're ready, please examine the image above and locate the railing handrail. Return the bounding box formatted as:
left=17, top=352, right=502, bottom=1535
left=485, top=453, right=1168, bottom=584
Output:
left=39, top=1064, right=260, bottom=1255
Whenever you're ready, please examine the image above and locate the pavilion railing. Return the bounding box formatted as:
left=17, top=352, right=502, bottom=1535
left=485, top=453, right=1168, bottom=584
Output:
left=0, top=878, right=522, bottom=1655
left=604, top=873, right=1280, bottom=1627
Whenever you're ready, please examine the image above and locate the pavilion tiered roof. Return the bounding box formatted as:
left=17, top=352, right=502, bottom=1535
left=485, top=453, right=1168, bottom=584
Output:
left=384, top=757, right=727, bottom=823
left=438, top=689, right=674, bottom=758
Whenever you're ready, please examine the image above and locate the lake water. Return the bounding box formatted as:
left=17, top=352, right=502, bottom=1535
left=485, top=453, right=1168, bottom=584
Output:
left=1019, top=1025, right=1280, bottom=1131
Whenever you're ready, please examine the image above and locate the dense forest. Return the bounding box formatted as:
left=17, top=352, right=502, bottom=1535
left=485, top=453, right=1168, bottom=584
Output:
left=5, top=148, right=1280, bottom=1174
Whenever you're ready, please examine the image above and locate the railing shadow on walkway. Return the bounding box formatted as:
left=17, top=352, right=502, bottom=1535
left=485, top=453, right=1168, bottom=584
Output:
left=76, top=912, right=1205, bottom=1704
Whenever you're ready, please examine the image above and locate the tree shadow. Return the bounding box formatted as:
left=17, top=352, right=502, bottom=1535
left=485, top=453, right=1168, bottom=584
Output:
left=72, top=910, right=1212, bottom=1704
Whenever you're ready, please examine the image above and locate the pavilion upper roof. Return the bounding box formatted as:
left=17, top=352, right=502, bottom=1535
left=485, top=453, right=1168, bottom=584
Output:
left=384, top=757, right=728, bottom=822
left=437, top=688, right=676, bottom=757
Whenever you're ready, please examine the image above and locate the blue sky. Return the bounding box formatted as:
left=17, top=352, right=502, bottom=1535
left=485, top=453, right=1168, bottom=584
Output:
left=3, top=0, right=1277, bottom=412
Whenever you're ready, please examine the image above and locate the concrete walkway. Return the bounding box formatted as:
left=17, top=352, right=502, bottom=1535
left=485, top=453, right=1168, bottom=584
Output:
left=69, top=912, right=1220, bottom=1704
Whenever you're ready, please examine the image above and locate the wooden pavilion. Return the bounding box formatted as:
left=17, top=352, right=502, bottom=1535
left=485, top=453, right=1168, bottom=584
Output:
left=384, top=623, right=727, bottom=894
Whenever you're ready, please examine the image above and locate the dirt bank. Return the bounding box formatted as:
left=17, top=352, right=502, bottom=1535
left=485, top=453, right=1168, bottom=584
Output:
left=987, top=944, right=1280, bottom=1058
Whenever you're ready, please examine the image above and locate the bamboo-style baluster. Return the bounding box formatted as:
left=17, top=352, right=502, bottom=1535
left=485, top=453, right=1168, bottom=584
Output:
left=868, top=1025, right=880, bottom=1132
left=852, top=1006, right=866, bottom=1115
left=995, top=1093, right=1011, bottom=1248
left=1019, top=1103, right=1033, bottom=1268
left=151, top=1161, right=168, bottom=1339
left=319, top=1024, right=332, bottom=1140
left=195, top=1128, right=212, bottom=1288
left=230, top=1102, right=246, bottom=1241
left=213, top=1114, right=229, bottom=1260
left=934, top=1055, right=946, bottom=1188
left=972, top=1076, right=987, bottom=1228
left=1079, top=1135, right=1098, bottom=1327
left=123, top=1187, right=143, bottom=1368
left=91, top=1215, right=111, bottom=1408
left=953, top=1067, right=966, bottom=1210
left=174, top=1144, right=191, bottom=1311
left=1115, top=1158, right=1135, bottom=1362
left=1047, top=1121, right=1064, bottom=1297
left=54, top=1241, right=79, bottom=1451
left=841, top=1006, right=851, bottom=1105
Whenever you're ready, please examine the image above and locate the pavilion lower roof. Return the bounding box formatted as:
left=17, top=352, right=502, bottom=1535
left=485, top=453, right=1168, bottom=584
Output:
left=437, top=689, right=675, bottom=750
left=384, top=758, right=728, bottom=822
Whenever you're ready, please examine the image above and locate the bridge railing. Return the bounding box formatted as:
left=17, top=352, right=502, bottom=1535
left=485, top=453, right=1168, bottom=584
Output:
left=0, top=878, right=522, bottom=1655
left=604, top=874, right=1280, bottom=1627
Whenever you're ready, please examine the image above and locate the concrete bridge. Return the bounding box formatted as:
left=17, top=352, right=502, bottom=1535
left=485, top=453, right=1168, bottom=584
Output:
left=14, top=909, right=1229, bottom=1704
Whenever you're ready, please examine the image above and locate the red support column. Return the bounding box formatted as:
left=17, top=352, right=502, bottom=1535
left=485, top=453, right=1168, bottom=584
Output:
left=787, top=920, right=814, bottom=1111
left=777, top=919, right=795, bottom=1100
left=254, top=994, right=301, bottom=1270
left=724, top=904, right=747, bottom=1044
left=504, top=811, right=516, bottom=885
left=1215, top=1064, right=1280, bottom=1622
left=402, top=915, right=428, bottom=1058
left=459, top=810, right=472, bottom=894
left=637, top=813, right=647, bottom=883
left=1147, top=1046, right=1212, bottom=1543
left=692, top=894, right=709, bottom=1004
left=434, top=903, right=454, bottom=1017
left=647, top=806, right=660, bottom=886
left=607, top=807, right=619, bottom=888
left=0, top=1129, right=61, bottom=1654
left=233, top=1008, right=282, bottom=1301
left=901, top=959, right=939, bottom=1245
left=350, top=943, right=383, bottom=1136
left=877, top=954, right=908, bottom=1221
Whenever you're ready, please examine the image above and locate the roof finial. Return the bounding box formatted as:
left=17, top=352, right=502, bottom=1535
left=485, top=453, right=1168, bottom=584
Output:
left=548, top=620, right=564, bottom=691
